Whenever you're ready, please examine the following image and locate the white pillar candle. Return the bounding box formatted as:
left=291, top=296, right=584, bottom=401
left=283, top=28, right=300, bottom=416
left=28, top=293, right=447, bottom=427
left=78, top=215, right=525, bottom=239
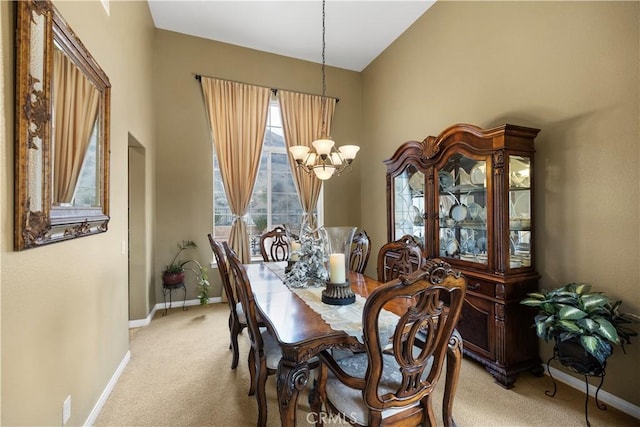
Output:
left=329, top=253, right=346, bottom=283
left=290, top=242, right=301, bottom=261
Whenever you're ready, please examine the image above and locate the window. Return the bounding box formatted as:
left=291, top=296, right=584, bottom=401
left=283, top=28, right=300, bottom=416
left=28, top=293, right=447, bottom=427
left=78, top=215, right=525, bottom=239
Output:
left=212, top=99, right=321, bottom=257
left=71, top=120, right=99, bottom=206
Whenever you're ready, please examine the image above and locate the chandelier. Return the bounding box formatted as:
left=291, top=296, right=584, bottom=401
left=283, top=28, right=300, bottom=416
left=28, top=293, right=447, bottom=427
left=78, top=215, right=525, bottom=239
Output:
left=288, top=0, right=360, bottom=181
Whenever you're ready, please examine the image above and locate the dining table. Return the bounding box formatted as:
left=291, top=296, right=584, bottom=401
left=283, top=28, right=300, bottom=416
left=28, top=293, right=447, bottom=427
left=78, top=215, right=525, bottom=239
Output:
left=243, top=261, right=463, bottom=427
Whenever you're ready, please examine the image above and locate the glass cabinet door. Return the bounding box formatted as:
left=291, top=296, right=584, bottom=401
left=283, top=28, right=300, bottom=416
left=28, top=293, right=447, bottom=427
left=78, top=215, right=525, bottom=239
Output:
left=392, top=164, right=425, bottom=247
left=508, top=155, right=532, bottom=269
left=438, top=153, right=488, bottom=265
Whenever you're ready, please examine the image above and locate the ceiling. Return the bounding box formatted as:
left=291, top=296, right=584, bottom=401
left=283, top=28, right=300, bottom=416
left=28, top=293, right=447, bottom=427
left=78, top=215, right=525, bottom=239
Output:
left=147, top=1, right=435, bottom=72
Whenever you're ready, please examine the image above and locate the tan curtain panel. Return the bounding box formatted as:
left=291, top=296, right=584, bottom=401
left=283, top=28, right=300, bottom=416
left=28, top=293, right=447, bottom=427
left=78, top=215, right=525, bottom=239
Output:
left=278, top=90, right=336, bottom=228
left=200, top=77, right=270, bottom=263
left=52, top=48, right=100, bottom=204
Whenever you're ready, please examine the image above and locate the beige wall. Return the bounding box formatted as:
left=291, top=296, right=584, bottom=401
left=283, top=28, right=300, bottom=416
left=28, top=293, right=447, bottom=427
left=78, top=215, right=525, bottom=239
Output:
left=1, top=1, right=156, bottom=425
left=1, top=0, right=638, bottom=423
left=152, top=30, right=362, bottom=302
left=361, top=0, right=639, bottom=405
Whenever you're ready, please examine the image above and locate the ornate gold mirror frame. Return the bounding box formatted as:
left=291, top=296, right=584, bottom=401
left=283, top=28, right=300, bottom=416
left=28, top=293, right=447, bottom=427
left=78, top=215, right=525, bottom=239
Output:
left=15, top=0, right=111, bottom=250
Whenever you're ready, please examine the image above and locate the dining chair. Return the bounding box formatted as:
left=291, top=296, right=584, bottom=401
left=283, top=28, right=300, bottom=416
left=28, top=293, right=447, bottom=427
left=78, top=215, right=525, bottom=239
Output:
left=350, top=229, right=371, bottom=274
left=207, top=234, right=247, bottom=370
left=224, top=242, right=282, bottom=427
left=259, top=225, right=292, bottom=262
left=314, top=259, right=467, bottom=426
left=376, top=234, right=425, bottom=282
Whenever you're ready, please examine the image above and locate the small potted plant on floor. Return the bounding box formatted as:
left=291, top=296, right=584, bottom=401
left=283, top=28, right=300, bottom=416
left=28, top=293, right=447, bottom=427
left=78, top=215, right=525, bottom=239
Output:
left=163, top=240, right=210, bottom=304
left=521, top=282, right=639, bottom=374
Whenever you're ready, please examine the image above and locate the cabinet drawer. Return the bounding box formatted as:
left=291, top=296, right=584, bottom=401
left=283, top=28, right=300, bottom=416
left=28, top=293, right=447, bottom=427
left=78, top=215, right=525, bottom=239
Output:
left=465, top=279, right=494, bottom=298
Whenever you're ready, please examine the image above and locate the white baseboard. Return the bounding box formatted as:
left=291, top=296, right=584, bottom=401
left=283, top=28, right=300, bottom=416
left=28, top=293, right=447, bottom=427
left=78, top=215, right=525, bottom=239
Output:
left=128, top=297, right=222, bottom=329
left=84, top=350, right=130, bottom=426
left=87, top=298, right=224, bottom=424
left=547, top=366, right=640, bottom=419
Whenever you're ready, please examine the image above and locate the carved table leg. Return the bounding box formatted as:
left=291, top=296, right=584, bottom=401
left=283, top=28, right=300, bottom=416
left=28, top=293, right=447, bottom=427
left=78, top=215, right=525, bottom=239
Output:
left=443, top=332, right=462, bottom=427
left=277, top=358, right=310, bottom=427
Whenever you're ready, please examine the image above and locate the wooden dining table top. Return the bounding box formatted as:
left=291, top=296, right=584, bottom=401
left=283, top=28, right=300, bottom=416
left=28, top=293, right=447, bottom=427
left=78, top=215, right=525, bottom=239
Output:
left=244, top=262, right=384, bottom=350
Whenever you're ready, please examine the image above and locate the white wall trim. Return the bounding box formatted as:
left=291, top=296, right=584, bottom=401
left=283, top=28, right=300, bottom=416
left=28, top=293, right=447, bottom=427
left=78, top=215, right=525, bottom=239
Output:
left=547, top=366, right=640, bottom=419
left=128, top=297, right=223, bottom=329
left=84, top=350, right=130, bottom=426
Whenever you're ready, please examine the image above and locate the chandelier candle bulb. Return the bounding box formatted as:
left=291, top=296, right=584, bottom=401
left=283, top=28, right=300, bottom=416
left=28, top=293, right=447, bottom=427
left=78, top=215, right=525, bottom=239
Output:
left=338, top=145, right=360, bottom=161
left=313, top=165, right=336, bottom=180
left=289, top=146, right=310, bottom=160
left=330, top=152, right=343, bottom=165
left=312, top=139, right=335, bottom=155
left=329, top=253, right=346, bottom=284
left=305, top=153, right=317, bottom=167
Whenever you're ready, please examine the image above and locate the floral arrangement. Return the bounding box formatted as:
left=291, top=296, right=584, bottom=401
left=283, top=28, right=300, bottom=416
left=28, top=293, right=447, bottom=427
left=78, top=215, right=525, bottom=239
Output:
left=285, top=232, right=328, bottom=288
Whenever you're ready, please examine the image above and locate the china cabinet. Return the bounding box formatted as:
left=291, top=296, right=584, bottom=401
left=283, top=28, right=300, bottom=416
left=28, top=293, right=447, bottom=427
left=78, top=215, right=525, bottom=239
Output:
left=384, top=123, right=542, bottom=388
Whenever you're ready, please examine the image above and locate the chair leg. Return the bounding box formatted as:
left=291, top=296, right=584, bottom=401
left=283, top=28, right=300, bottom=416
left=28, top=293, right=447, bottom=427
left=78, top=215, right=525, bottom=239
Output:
left=423, top=395, right=437, bottom=426
left=248, top=349, right=256, bottom=396
left=229, top=315, right=241, bottom=369
left=255, top=353, right=269, bottom=427
left=443, top=334, right=462, bottom=427
left=228, top=313, right=233, bottom=350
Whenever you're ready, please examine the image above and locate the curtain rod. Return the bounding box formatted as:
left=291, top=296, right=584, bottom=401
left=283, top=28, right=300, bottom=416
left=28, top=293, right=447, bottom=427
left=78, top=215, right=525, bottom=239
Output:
left=194, top=73, right=339, bottom=103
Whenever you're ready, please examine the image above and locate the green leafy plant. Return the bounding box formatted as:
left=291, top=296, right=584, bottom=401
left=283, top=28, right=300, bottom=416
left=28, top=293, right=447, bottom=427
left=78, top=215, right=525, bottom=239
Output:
left=188, top=261, right=210, bottom=305
left=253, top=215, right=268, bottom=234
left=164, top=240, right=210, bottom=305
left=165, top=240, right=198, bottom=273
left=521, top=283, right=639, bottom=365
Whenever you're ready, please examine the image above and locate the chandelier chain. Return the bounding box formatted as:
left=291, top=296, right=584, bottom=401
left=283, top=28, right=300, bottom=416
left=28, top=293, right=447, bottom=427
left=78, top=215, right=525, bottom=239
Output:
left=321, top=0, right=326, bottom=97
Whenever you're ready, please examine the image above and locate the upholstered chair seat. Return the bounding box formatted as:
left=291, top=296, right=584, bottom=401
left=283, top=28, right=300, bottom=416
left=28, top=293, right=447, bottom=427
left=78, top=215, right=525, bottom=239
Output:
left=326, top=353, right=432, bottom=425
left=261, top=328, right=283, bottom=371
left=325, top=329, right=462, bottom=425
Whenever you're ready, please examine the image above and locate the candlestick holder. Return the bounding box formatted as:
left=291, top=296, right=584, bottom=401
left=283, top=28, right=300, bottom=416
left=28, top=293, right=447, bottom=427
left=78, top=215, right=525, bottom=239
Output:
left=320, top=226, right=356, bottom=305
left=322, top=281, right=355, bottom=305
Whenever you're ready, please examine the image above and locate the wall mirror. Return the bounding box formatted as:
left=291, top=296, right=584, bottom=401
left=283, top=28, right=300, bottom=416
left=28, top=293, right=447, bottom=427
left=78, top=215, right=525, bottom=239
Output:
left=15, top=0, right=111, bottom=250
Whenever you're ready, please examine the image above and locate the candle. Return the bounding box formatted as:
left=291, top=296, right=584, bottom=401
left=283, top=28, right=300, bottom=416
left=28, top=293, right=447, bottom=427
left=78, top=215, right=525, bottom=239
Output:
left=290, top=241, right=301, bottom=261
left=329, top=253, right=346, bottom=284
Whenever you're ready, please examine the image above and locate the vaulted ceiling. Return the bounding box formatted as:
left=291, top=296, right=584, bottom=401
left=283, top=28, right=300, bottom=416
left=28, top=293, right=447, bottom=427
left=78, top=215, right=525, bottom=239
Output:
left=147, top=1, right=435, bottom=72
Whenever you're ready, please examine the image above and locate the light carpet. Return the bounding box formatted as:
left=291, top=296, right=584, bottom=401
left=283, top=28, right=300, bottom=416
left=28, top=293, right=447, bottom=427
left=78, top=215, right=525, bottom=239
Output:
left=94, top=303, right=638, bottom=426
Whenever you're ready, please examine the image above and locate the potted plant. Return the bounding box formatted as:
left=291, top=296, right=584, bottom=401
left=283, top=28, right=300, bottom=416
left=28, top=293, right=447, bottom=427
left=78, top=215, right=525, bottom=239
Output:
left=163, top=240, right=211, bottom=305
left=521, top=282, right=639, bottom=374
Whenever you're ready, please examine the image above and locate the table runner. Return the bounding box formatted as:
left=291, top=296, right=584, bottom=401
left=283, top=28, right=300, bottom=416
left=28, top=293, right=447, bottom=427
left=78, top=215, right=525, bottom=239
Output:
left=264, top=262, right=399, bottom=344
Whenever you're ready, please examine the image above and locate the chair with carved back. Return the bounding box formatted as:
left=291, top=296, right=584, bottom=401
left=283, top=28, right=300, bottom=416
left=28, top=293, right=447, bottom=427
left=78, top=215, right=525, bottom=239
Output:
left=377, top=234, right=425, bottom=282
left=350, top=229, right=371, bottom=274
left=314, top=259, right=467, bottom=426
left=207, top=234, right=247, bottom=370
left=224, top=242, right=282, bottom=427
left=259, top=225, right=292, bottom=262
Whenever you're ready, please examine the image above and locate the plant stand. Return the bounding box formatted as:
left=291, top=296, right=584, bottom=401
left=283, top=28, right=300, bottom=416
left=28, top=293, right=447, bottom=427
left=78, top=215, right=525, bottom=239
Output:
left=544, top=341, right=607, bottom=427
left=162, top=282, right=187, bottom=316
